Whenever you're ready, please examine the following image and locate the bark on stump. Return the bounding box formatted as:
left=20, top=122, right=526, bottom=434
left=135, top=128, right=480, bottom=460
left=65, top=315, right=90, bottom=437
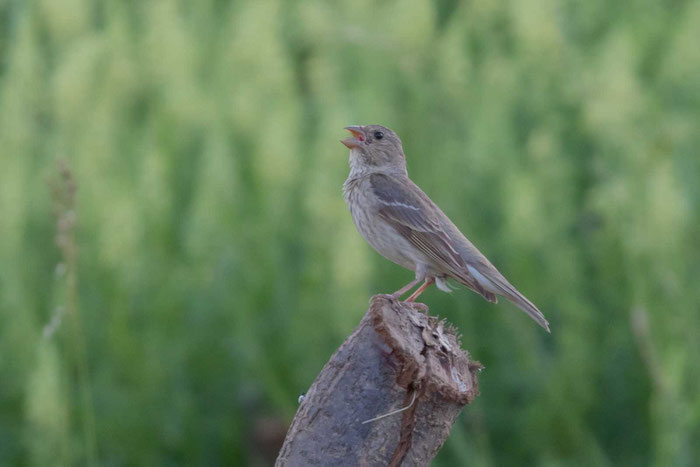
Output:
left=276, top=295, right=482, bottom=466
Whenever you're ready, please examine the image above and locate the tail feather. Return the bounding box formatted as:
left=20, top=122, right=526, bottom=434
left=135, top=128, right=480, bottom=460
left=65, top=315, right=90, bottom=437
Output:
left=503, top=289, right=550, bottom=332
left=465, top=264, right=550, bottom=332
left=452, top=271, right=498, bottom=303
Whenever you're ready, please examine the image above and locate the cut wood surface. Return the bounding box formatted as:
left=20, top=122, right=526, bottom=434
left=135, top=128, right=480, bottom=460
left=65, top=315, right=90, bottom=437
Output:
left=276, top=295, right=482, bottom=466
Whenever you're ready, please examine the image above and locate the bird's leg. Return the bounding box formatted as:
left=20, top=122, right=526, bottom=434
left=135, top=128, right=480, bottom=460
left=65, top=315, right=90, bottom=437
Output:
left=389, top=278, right=421, bottom=299
left=406, top=277, right=435, bottom=302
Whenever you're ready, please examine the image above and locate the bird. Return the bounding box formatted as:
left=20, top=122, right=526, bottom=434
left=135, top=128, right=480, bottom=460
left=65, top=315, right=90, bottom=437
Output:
left=341, top=124, right=550, bottom=332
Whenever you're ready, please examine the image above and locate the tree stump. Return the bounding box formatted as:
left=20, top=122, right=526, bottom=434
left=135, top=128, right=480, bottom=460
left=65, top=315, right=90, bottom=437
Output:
left=276, top=295, right=482, bottom=466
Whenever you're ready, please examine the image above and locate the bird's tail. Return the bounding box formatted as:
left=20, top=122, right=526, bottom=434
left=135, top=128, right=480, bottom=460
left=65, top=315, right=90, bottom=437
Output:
left=502, top=287, right=550, bottom=333
left=465, top=265, right=550, bottom=332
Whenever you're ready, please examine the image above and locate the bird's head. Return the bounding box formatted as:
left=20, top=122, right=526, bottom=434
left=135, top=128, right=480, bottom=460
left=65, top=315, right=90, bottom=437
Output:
left=341, top=125, right=407, bottom=175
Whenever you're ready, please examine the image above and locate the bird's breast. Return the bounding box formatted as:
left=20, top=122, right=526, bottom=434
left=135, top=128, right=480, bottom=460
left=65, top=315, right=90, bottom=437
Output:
left=343, top=176, right=417, bottom=271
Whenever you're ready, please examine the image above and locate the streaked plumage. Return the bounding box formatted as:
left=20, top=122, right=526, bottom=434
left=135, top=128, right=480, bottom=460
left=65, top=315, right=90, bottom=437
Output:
left=341, top=124, right=550, bottom=332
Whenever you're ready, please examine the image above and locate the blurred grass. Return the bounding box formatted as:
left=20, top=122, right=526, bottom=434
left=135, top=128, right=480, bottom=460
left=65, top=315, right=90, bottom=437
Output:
left=1, top=0, right=699, bottom=465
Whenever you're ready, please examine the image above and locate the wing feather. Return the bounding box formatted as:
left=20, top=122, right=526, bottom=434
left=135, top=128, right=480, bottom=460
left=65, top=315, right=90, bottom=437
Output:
left=370, top=173, right=549, bottom=331
left=370, top=174, right=495, bottom=301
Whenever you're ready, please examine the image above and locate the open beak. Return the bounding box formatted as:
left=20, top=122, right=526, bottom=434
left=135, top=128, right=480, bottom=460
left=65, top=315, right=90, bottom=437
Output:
left=341, top=126, right=365, bottom=149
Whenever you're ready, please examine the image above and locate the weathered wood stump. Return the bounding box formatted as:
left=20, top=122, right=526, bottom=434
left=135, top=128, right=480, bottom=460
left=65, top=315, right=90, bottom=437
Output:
left=276, top=295, right=482, bottom=466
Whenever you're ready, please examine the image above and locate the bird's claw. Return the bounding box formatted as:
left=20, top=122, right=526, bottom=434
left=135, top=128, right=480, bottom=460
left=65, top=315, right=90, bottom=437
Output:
left=376, top=293, right=401, bottom=302
left=404, top=301, right=429, bottom=312
left=375, top=294, right=428, bottom=312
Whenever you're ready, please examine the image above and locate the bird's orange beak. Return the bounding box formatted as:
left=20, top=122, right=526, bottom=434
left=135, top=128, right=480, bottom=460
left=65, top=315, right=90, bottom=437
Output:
left=341, top=126, right=365, bottom=149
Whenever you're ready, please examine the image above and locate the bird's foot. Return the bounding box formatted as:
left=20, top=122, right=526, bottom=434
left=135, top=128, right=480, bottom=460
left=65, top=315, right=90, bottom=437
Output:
left=403, top=301, right=429, bottom=312
left=375, top=293, right=401, bottom=303
left=374, top=294, right=428, bottom=312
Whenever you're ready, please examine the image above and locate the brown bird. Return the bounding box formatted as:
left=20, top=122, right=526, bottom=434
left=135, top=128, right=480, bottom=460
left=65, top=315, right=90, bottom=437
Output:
left=341, top=125, right=550, bottom=332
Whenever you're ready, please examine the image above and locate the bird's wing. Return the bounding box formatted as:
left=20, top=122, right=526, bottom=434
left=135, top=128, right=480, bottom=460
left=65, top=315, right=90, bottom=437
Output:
left=369, top=173, right=496, bottom=301
left=370, top=174, right=549, bottom=331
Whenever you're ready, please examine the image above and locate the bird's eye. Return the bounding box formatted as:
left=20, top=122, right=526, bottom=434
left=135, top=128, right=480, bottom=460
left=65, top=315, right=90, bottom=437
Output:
left=374, top=131, right=384, bottom=140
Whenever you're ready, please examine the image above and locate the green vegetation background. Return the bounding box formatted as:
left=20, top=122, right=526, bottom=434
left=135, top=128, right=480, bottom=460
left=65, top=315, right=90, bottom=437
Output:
left=1, top=0, right=699, bottom=465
